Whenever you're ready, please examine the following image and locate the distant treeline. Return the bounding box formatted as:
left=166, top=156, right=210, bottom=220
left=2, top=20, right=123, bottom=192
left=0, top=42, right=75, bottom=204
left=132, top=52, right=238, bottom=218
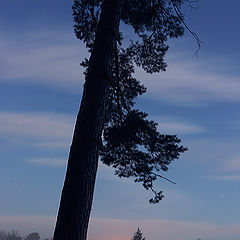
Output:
left=0, top=231, right=52, bottom=240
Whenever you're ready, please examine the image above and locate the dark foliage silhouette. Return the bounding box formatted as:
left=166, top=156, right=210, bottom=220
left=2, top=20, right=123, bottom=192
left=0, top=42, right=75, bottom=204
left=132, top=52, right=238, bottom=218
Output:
left=53, top=1, right=192, bottom=239
left=24, top=233, right=40, bottom=240
left=0, top=231, right=48, bottom=240
left=0, top=231, right=21, bottom=240
left=132, top=228, right=146, bottom=240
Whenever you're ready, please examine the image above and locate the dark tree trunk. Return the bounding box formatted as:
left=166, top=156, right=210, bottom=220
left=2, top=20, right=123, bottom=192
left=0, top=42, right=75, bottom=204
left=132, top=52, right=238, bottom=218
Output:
left=53, top=1, right=123, bottom=240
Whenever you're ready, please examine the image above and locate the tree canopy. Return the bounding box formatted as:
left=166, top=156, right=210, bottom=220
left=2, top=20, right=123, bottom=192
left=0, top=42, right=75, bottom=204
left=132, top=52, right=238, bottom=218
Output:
left=72, top=0, right=188, bottom=203
left=24, top=233, right=40, bottom=240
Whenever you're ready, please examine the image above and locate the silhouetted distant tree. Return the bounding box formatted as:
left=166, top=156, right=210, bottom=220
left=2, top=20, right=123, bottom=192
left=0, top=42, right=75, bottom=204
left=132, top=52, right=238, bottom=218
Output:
left=24, top=233, right=40, bottom=240
left=0, top=231, right=7, bottom=240
left=132, top=228, right=146, bottom=240
left=0, top=231, right=48, bottom=240
left=0, top=231, right=22, bottom=240
left=8, top=231, right=21, bottom=240
left=53, top=0, right=198, bottom=239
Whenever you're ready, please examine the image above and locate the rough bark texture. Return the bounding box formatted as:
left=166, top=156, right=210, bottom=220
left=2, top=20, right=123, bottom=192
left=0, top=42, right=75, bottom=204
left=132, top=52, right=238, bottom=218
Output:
left=53, top=1, right=124, bottom=240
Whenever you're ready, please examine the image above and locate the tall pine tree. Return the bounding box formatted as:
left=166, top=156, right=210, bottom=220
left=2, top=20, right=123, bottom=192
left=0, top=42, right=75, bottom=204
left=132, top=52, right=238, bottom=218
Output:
left=53, top=1, right=193, bottom=239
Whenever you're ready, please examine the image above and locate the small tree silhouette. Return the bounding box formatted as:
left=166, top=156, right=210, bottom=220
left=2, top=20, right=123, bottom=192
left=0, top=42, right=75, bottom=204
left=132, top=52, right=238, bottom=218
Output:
left=24, top=233, right=40, bottom=240
left=132, top=228, right=146, bottom=240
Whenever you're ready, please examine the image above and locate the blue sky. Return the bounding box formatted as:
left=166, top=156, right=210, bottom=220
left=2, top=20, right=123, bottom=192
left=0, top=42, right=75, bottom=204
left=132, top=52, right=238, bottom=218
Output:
left=1, top=1, right=240, bottom=240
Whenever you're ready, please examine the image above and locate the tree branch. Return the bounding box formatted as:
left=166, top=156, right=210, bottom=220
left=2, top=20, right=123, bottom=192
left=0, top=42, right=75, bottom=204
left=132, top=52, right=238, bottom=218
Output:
left=114, top=41, right=123, bottom=124
left=151, top=172, right=176, bottom=185
left=171, top=0, right=202, bottom=57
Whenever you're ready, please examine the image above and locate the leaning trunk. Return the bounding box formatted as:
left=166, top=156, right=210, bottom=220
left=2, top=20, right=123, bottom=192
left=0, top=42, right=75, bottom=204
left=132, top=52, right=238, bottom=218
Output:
left=53, top=1, right=123, bottom=239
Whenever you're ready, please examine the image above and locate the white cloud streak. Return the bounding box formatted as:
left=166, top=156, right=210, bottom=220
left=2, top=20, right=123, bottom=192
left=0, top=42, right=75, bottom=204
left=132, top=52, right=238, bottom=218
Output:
left=0, top=29, right=87, bottom=91
left=0, top=111, right=75, bottom=147
left=153, top=116, right=205, bottom=134
left=136, top=56, right=240, bottom=105
left=207, top=175, right=240, bottom=181
left=217, top=157, right=240, bottom=172
left=28, top=158, right=67, bottom=167
left=207, top=157, right=240, bottom=181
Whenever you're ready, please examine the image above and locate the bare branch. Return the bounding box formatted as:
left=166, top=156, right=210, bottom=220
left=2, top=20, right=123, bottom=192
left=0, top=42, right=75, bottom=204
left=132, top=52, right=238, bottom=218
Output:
left=171, top=0, right=202, bottom=57
left=151, top=172, right=176, bottom=184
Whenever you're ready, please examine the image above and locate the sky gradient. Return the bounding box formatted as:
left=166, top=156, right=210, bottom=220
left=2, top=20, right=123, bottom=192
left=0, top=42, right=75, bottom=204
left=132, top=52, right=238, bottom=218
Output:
left=1, top=1, right=240, bottom=240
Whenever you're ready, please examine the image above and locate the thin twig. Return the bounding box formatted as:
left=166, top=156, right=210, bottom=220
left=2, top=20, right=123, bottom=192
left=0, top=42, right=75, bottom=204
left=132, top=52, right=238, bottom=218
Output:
left=151, top=172, right=176, bottom=184
left=114, top=41, right=123, bottom=124
left=171, top=0, right=202, bottom=57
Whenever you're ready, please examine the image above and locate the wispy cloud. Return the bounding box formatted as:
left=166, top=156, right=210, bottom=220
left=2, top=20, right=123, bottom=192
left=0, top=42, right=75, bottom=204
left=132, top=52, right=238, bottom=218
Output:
left=0, top=28, right=87, bottom=91
left=0, top=111, right=75, bottom=147
left=207, top=175, right=240, bottom=181
left=136, top=55, right=240, bottom=105
left=152, top=116, right=205, bottom=134
left=28, top=158, right=67, bottom=167
left=207, top=157, right=240, bottom=181
left=217, top=157, right=240, bottom=172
